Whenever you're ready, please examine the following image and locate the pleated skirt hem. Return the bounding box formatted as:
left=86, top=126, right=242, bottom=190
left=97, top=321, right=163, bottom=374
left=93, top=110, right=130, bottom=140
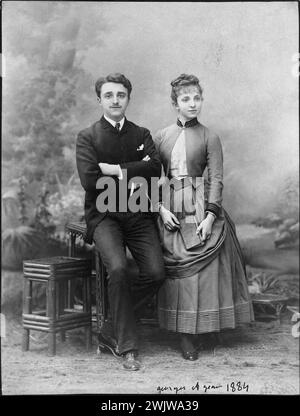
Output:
left=158, top=301, right=253, bottom=334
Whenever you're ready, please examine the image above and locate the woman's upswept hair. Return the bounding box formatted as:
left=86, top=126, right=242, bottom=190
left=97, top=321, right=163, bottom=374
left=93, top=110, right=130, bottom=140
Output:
left=170, top=74, right=203, bottom=104
left=95, top=73, right=132, bottom=98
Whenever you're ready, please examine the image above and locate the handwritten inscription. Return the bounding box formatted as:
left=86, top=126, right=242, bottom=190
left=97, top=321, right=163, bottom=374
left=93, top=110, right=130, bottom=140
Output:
left=157, top=385, right=186, bottom=394
left=157, top=381, right=249, bottom=394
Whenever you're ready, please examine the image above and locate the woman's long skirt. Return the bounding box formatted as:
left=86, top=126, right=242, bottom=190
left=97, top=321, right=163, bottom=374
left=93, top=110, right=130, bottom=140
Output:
left=157, top=204, right=254, bottom=334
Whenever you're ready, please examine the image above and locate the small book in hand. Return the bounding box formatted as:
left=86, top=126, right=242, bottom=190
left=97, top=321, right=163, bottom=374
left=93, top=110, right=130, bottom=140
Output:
left=179, top=220, right=204, bottom=250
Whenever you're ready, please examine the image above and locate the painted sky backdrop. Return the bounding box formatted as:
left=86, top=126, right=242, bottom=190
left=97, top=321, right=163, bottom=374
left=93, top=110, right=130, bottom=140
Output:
left=3, top=1, right=299, bottom=220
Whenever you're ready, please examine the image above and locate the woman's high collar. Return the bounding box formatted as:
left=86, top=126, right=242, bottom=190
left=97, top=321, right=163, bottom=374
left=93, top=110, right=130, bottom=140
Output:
left=176, top=118, right=199, bottom=128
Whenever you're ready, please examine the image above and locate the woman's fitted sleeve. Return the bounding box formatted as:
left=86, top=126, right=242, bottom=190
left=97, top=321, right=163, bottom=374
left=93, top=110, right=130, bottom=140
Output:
left=206, top=132, right=223, bottom=217
left=153, top=130, right=167, bottom=207
left=153, top=130, right=167, bottom=177
left=153, top=130, right=162, bottom=154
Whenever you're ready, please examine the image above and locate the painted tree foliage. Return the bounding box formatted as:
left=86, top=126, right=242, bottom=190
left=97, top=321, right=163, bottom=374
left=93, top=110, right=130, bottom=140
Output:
left=2, top=2, right=104, bottom=185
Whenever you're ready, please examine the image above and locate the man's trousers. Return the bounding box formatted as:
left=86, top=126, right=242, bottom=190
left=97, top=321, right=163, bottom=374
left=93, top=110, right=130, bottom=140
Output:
left=93, top=212, right=165, bottom=354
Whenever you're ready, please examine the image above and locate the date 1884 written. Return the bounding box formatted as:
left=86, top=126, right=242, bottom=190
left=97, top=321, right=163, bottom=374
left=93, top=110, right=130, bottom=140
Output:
left=157, top=381, right=249, bottom=394
left=192, top=381, right=249, bottom=393
left=193, top=381, right=249, bottom=393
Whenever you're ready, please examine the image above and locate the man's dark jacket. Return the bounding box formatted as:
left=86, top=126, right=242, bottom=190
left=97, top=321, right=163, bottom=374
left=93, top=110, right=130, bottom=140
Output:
left=76, top=116, right=161, bottom=244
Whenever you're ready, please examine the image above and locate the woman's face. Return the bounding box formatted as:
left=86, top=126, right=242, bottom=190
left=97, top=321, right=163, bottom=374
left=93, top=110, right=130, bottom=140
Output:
left=175, top=86, right=203, bottom=122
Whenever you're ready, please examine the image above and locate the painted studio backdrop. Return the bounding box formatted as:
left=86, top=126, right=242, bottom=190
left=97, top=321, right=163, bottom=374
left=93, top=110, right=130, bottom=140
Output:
left=3, top=2, right=298, bottom=221
left=1, top=1, right=299, bottom=395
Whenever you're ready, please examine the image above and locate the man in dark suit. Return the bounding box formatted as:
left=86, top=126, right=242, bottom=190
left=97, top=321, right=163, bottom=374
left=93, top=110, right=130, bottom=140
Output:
left=76, top=73, right=165, bottom=371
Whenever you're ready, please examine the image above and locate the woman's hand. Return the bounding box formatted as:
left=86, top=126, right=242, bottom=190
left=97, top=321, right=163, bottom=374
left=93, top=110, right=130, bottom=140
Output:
left=160, top=206, right=180, bottom=231
left=196, top=213, right=215, bottom=241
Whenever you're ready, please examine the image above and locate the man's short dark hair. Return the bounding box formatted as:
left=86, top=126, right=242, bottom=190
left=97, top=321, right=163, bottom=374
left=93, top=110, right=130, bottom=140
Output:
left=95, top=73, right=132, bottom=99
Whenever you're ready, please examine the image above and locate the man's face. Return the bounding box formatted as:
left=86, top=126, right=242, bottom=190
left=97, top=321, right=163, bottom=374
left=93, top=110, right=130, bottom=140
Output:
left=175, top=86, right=203, bottom=122
left=99, top=82, right=129, bottom=121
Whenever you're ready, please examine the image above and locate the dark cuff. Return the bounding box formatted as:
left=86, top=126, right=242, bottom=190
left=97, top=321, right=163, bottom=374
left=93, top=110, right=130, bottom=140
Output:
left=206, top=203, right=220, bottom=218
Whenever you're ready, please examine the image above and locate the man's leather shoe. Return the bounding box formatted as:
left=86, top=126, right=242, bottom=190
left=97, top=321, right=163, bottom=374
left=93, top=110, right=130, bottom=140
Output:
left=98, top=333, right=121, bottom=358
left=122, top=351, right=141, bottom=371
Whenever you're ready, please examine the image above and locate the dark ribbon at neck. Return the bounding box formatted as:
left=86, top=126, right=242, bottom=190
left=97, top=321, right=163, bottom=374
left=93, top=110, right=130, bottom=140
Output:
left=177, top=118, right=199, bottom=128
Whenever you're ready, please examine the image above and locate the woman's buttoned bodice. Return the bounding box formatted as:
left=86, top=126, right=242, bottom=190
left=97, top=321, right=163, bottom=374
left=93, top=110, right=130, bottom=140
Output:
left=154, top=121, right=224, bottom=216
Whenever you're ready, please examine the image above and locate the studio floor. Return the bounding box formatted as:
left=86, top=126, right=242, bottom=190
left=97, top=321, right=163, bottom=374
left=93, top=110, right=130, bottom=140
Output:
left=1, top=313, right=299, bottom=395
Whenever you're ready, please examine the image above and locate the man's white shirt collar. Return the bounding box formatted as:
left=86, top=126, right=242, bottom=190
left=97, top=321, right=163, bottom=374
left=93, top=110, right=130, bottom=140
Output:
left=104, top=115, right=125, bottom=130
